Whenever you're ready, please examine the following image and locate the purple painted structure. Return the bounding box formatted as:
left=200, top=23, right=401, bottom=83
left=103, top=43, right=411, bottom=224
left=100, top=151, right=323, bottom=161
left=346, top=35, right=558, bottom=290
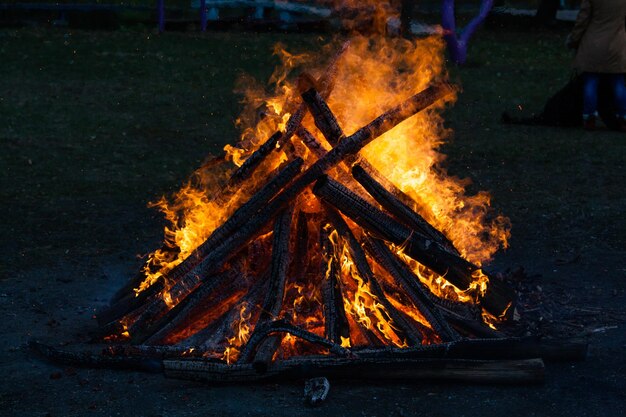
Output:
left=441, top=0, right=493, bottom=64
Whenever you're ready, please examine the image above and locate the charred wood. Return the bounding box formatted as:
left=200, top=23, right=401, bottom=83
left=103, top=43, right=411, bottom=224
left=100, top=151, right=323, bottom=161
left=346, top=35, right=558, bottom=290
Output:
left=164, top=356, right=545, bottom=384
left=301, top=88, right=344, bottom=146
left=226, top=41, right=350, bottom=187
left=260, top=206, right=296, bottom=321
left=140, top=269, right=243, bottom=345
left=352, top=337, right=588, bottom=362
left=312, top=175, right=515, bottom=318
left=363, top=236, right=459, bottom=342
left=164, top=158, right=303, bottom=286
left=296, top=126, right=329, bottom=160
left=320, top=221, right=351, bottom=345
left=352, top=163, right=459, bottom=254
left=249, top=207, right=296, bottom=368
left=188, top=274, right=268, bottom=349
left=29, top=341, right=162, bottom=373
left=324, top=206, right=423, bottom=345
left=97, top=276, right=165, bottom=327
left=237, top=319, right=351, bottom=367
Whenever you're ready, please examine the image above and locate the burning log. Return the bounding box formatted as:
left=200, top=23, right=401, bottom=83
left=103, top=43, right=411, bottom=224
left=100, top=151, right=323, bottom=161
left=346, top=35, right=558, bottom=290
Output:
left=248, top=206, right=296, bottom=367
left=320, top=221, right=351, bottom=345
left=324, top=206, right=425, bottom=346
left=227, top=131, right=284, bottom=186
left=301, top=88, right=344, bottom=146
left=139, top=269, right=240, bottom=344
left=96, top=276, right=165, bottom=327
left=225, top=41, right=350, bottom=187
left=352, top=164, right=459, bottom=254
left=164, top=356, right=545, bottom=384
left=163, top=158, right=303, bottom=286
left=363, top=235, right=460, bottom=342
left=237, top=319, right=351, bottom=366
left=100, top=157, right=303, bottom=326
left=296, top=126, right=328, bottom=160
left=184, top=275, right=268, bottom=349
left=312, top=175, right=515, bottom=318
left=259, top=206, right=296, bottom=322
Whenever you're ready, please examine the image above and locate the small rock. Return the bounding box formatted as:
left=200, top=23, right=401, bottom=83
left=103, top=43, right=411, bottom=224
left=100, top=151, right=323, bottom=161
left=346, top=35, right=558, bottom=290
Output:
left=304, top=377, right=330, bottom=407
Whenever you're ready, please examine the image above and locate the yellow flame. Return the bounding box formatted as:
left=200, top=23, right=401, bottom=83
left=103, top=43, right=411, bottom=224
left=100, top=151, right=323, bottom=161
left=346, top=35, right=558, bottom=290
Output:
left=222, top=303, right=253, bottom=364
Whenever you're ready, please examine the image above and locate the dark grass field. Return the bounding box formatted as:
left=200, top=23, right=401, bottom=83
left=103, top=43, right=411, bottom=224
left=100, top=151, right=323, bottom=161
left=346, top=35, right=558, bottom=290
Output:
left=1, top=26, right=625, bottom=416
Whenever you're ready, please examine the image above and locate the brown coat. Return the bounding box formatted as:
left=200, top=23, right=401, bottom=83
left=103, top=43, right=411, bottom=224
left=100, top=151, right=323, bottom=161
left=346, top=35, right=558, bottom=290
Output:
left=568, top=0, right=626, bottom=73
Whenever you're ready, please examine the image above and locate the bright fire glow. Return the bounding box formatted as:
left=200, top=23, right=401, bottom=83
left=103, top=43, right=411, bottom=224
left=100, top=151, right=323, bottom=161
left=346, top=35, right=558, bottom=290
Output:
left=121, top=27, right=512, bottom=356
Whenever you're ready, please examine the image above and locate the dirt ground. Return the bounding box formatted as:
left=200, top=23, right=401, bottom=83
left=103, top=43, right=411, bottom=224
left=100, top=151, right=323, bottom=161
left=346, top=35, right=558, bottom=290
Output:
left=1, top=26, right=625, bottom=416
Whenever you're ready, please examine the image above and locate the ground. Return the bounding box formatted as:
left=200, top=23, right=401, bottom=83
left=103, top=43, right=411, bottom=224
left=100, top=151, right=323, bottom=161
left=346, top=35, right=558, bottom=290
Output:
left=1, top=26, right=625, bottom=417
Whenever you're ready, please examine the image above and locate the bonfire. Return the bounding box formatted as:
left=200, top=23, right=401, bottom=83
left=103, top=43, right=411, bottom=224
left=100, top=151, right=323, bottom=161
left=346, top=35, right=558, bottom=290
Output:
left=31, top=25, right=587, bottom=389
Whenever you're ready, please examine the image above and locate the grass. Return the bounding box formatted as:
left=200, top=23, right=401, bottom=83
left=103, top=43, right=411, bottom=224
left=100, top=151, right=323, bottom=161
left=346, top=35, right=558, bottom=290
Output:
left=1, top=26, right=624, bottom=278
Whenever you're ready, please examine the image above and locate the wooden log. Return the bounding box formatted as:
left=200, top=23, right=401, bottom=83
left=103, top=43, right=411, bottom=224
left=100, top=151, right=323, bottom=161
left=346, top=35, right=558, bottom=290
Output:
left=164, top=356, right=545, bottom=384
left=320, top=221, right=351, bottom=345
left=296, top=126, right=328, bottom=160
left=324, top=206, right=424, bottom=346
left=226, top=41, right=350, bottom=187
left=301, top=88, right=344, bottom=146
left=289, top=210, right=310, bottom=276
left=28, top=341, right=162, bottom=373
left=260, top=206, right=295, bottom=321
left=352, top=163, right=459, bottom=254
left=237, top=319, right=351, bottom=366
left=96, top=276, right=165, bottom=327
left=31, top=337, right=584, bottom=375
left=227, top=131, right=284, bottom=186
left=163, top=157, right=303, bottom=287
left=140, top=268, right=242, bottom=344
left=352, top=337, right=588, bottom=363
left=363, top=236, right=460, bottom=342
left=122, top=160, right=303, bottom=337
left=185, top=272, right=268, bottom=349
left=102, top=344, right=208, bottom=359
left=312, top=175, right=515, bottom=318
left=249, top=206, right=296, bottom=368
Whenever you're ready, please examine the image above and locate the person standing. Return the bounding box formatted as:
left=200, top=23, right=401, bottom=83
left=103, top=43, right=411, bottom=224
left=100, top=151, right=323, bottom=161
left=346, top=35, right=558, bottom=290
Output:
left=566, top=0, right=626, bottom=131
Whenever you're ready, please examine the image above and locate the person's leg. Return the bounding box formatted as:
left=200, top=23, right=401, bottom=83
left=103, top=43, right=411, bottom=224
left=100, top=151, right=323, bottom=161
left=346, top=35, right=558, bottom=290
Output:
left=609, top=73, right=626, bottom=119
left=582, top=72, right=599, bottom=129
left=582, top=72, right=599, bottom=117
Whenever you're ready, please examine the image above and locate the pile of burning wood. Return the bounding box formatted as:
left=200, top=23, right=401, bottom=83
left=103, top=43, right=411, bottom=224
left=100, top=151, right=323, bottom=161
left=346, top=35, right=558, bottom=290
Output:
left=31, top=39, right=586, bottom=388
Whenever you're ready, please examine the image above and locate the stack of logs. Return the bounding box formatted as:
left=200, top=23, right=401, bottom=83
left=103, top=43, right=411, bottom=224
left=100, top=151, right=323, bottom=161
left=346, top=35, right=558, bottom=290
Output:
left=32, top=43, right=587, bottom=385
